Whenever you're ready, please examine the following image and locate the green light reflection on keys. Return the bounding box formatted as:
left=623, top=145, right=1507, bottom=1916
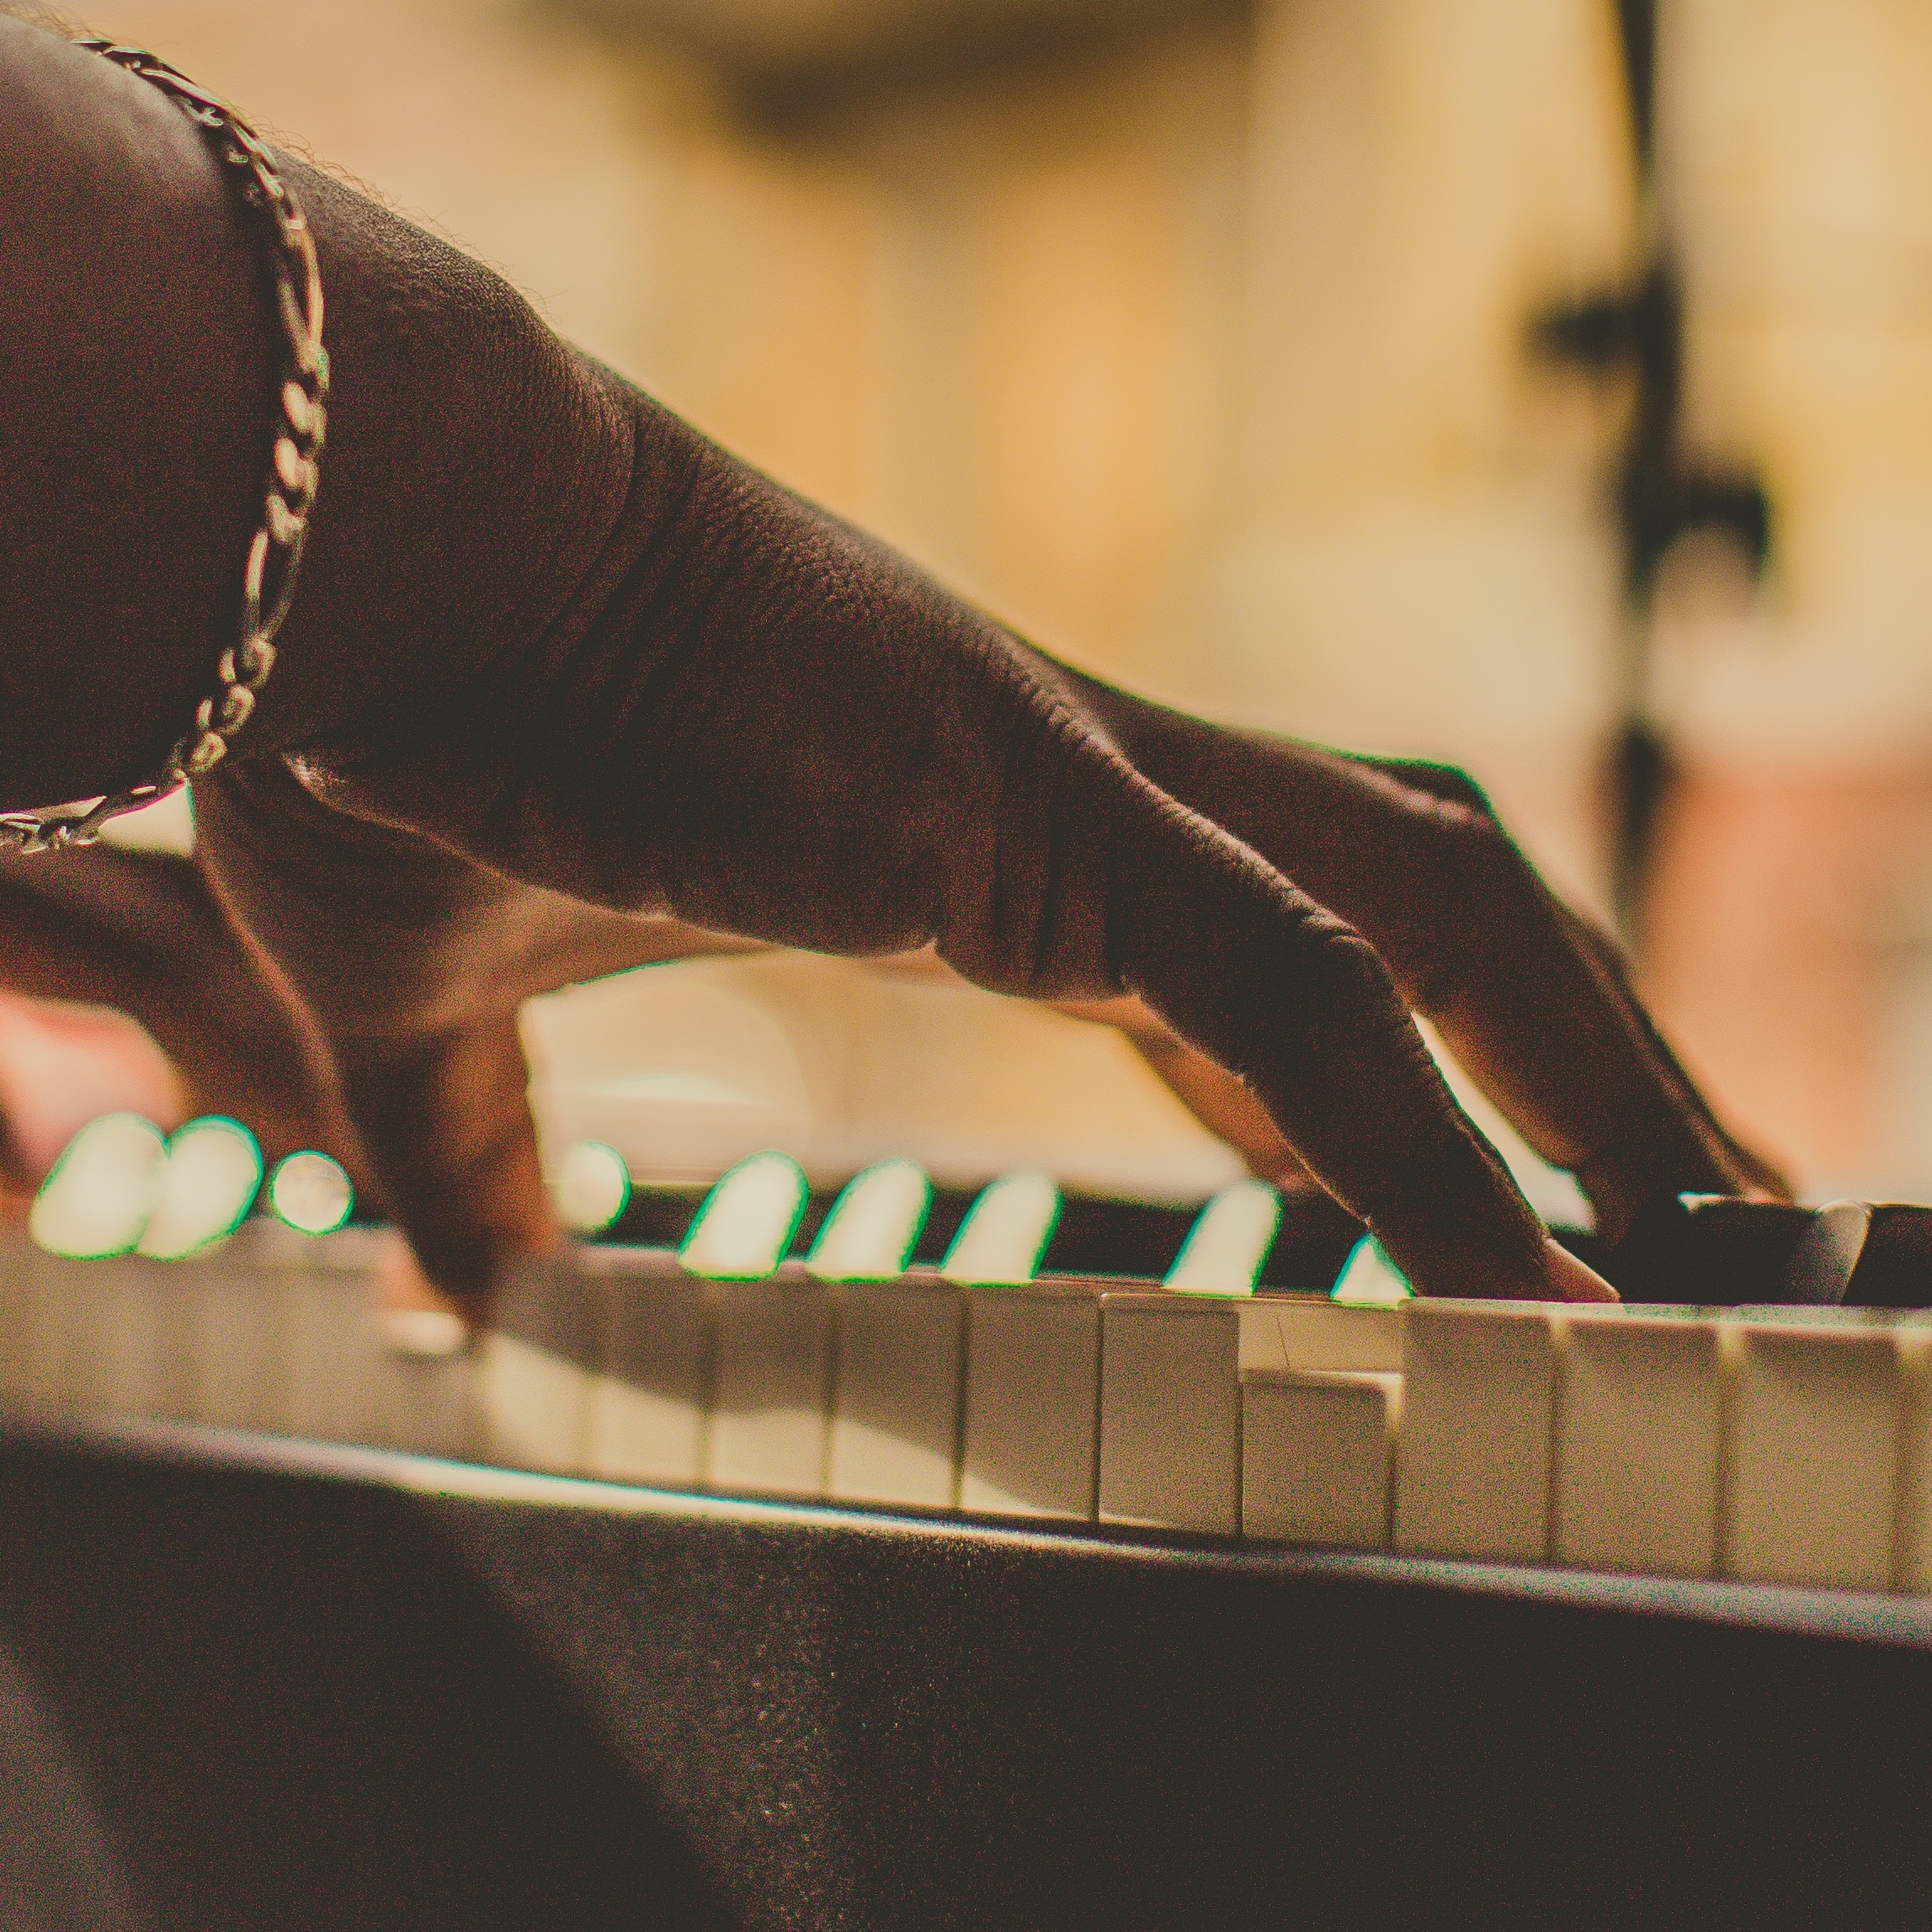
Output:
left=808, top=1159, right=932, bottom=1280
left=1165, top=1179, right=1281, bottom=1296
left=681, top=1151, right=809, bottom=1279
left=138, top=1116, right=263, bottom=1260
left=1330, top=1232, right=1413, bottom=1306
left=939, top=1170, right=1061, bottom=1285
left=29, top=1113, right=168, bottom=1260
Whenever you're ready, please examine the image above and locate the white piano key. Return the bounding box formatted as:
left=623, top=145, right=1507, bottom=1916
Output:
left=1234, top=1294, right=1405, bottom=1376
left=960, top=1283, right=1100, bottom=1520
left=807, top=1161, right=931, bottom=1281
left=178, top=1247, right=296, bottom=1434
left=828, top=1275, right=963, bottom=1509
left=377, top=1307, right=471, bottom=1358
left=273, top=1223, right=394, bottom=1447
left=285, top=1264, right=380, bottom=1447
left=680, top=1152, right=808, bottom=1280
left=61, top=1254, right=183, bottom=1420
left=1393, top=1301, right=1559, bottom=1564
left=476, top=1250, right=599, bottom=1476
left=1165, top=1181, right=1280, bottom=1295
left=1241, top=1369, right=1400, bottom=1549
left=253, top=1217, right=361, bottom=1271
left=0, top=1238, right=75, bottom=1411
left=940, top=1172, right=1060, bottom=1284
left=1888, top=1332, right=1932, bottom=1594
left=372, top=1299, right=478, bottom=1462
left=1554, top=1312, right=1725, bottom=1579
left=1329, top=1234, right=1413, bottom=1307
left=0, top=1236, right=38, bottom=1405
left=705, top=1264, right=833, bottom=1498
left=587, top=1248, right=711, bottom=1488
left=1098, top=1291, right=1240, bottom=1535
left=1727, top=1322, right=1905, bottom=1592
left=275, top=1223, right=479, bottom=1461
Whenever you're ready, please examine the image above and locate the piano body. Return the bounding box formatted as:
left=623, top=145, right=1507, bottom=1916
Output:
left=6, top=1177, right=1932, bottom=1928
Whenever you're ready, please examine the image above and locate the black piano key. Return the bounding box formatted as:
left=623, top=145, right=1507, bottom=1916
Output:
left=1608, top=1195, right=1821, bottom=1304
left=1840, top=1204, right=1932, bottom=1308
left=599, top=1181, right=1373, bottom=1292
left=1606, top=1195, right=1932, bottom=1308
left=593, top=1175, right=1932, bottom=1307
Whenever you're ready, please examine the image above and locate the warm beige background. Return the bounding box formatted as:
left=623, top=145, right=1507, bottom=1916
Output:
left=72, top=0, right=1932, bottom=1203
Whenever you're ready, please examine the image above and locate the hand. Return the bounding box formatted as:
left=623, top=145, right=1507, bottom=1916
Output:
left=1034, top=693, right=1789, bottom=1243
left=3, top=25, right=1779, bottom=1307
left=0, top=842, right=374, bottom=1199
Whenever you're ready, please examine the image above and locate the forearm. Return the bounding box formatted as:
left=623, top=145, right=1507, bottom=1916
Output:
left=0, top=22, right=269, bottom=806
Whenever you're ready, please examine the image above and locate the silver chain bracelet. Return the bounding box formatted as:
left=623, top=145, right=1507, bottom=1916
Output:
left=1, top=40, right=327, bottom=854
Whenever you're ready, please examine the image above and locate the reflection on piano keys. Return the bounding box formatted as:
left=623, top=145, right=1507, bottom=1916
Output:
left=1728, top=1323, right=1917, bottom=1592
left=8, top=1168, right=1932, bottom=1598
left=586, top=1242, right=709, bottom=1488
left=959, top=1280, right=1099, bottom=1520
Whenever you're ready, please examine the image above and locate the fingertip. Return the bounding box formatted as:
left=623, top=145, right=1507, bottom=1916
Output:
left=1545, top=1235, right=1620, bottom=1303
left=372, top=1227, right=482, bottom=1340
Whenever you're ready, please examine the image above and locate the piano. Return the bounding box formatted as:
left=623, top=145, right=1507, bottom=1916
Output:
left=5, top=1160, right=1932, bottom=1927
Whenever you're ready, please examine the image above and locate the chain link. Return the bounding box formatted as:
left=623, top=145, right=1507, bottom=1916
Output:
left=1, top=40, right=327, bottom=854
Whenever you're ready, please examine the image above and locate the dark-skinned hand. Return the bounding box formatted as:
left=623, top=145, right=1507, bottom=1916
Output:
left=0, top=22, right=1787, bottom=1312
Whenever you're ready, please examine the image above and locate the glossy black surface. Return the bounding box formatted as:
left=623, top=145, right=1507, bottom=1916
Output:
left=1608, top=1194, right=1932, bottom=1306
left=1608, top=1194, right=1819, bottom=1302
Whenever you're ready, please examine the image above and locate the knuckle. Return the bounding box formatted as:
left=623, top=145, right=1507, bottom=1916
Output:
left=1371, top=755, right=1498, bottom=820
left=1416, top=789, right=1511, bottom=870
left=1302, top=918, right=1402, bottom=1009
left=944, top=697, right=1118, bottom=998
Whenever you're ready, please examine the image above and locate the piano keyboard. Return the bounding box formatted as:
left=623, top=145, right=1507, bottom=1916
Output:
left=6, top=1152, right=1932, bottom=1599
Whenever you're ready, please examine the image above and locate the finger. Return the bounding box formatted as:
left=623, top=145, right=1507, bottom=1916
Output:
left=1350, top=753, right=1791, bottom=1203
left=1546, top=1235, right=1619, bottom=1304
left=1047, top=745, right=1552, bottom=1299
left=0, top=843, right=372, bottom=1187
left=192, top=759, right=562, bottom=1307
left=0, top=993, right=184, bottom=1189
left=1051, top=673, right=1780, bottom=1239
left=193, top=758, right=763, bottom=1305
left=1046, top=990, right=1316, bottom=1189
left=1546, top=894, right=1793, bottom=1203
left=1351, top=755, right=1792, bottom=1223
left=372, top=1225, right=475, bottom=1334
left=334, top=1017, right=557, bottom=1314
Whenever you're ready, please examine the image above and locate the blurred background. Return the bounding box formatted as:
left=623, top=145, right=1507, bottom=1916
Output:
left=47, top=0, right=1932, bottom=1213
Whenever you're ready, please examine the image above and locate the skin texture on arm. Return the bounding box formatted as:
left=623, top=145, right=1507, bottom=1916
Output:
left=0, top=21, right=1758, bottom=1309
